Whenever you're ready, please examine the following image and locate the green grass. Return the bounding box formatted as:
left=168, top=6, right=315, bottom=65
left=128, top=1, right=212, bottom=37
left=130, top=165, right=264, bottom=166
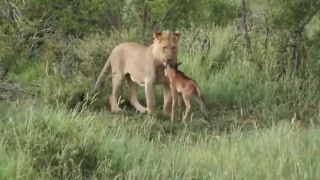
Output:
left=1, top=101, right=320, bottom=179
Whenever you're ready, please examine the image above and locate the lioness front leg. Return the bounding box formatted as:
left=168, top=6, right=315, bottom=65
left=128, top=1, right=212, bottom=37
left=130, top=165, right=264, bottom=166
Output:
left=145, top=82, right=156, bottom=115
left=125, top=75, right=147, bottom=113
left=163, top=83, right=172, bottom=116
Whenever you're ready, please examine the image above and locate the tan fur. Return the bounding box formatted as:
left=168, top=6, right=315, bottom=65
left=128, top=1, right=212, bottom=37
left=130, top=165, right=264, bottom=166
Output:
left=93, top=30, right=182, bottom=115
left=164, top=62, right=208, bottom=122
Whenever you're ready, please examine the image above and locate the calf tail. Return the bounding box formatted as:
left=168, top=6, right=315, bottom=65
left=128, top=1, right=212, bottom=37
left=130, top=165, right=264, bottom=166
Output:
left=195, top=85, right=204, bottom=100
left=195, top=85, right=209, bottom=119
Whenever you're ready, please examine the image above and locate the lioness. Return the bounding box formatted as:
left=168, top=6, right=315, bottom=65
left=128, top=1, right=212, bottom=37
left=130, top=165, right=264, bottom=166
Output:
left=93, top=30, right=182, bottom=115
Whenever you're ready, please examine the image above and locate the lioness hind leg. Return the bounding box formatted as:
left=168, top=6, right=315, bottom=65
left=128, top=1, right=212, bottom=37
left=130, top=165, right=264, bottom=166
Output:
left=110, top=72, right=124, bottom=112
left=125, top=75, right=147, bottom=113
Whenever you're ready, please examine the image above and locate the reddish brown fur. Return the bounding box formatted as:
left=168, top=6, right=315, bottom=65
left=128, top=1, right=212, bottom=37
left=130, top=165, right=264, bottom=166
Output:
left=164, top=62, right=208, bottom=122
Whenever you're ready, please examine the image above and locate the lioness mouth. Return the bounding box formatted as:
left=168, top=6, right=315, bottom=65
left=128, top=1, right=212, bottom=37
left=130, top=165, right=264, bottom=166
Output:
left=163, top=60, right=169, bottom=66
left=164, top=59, right=175, bottom=64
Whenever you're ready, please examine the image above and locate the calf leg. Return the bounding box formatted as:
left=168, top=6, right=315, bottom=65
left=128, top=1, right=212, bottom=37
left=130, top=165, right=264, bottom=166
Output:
left=195, top=96, right=209, bottom=119
left=178, top=96, right=184, bottom=119
left=182, top=94, right=191, bottom=122
left=171, top=89, right=178, bottom=124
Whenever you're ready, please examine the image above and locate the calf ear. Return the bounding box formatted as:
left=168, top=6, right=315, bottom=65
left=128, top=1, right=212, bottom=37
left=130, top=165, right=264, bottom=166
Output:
left=176, top=62, right=183, bottom=67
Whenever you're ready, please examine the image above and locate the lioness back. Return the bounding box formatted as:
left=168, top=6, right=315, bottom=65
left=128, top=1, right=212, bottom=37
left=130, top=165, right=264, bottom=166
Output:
left=112, top=42, right=148, bottom=54
left=110, top=42, right=149, bottom=66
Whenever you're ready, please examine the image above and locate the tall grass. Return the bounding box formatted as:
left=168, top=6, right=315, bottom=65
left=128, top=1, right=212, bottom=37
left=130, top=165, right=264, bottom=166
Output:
left=1, top=101, right=320, bottom=179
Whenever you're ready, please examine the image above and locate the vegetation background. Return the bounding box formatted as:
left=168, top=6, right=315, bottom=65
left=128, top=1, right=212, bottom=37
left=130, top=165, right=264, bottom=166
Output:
left=1, top=0, right=320, bottom=179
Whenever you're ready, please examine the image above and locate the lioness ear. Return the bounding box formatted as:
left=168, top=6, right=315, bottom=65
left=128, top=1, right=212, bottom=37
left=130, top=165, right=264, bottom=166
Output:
left=153, top=31, right=162, bottom=41
left=174, top=30, right=182, bottom=40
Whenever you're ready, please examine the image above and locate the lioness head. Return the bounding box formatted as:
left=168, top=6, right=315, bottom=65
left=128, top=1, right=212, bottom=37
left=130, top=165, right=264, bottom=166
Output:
left=152, top=30, right=182, bottom=66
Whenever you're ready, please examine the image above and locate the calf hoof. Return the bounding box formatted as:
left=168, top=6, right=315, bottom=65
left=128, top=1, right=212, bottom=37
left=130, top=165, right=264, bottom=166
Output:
left=162, top=110, right=171, bottom=117
left=147, top=109, right=155, bottom=116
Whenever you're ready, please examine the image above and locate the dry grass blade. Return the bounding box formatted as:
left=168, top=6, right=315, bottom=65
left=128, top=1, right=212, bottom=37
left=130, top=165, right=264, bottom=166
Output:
left=0, top=81, right=37, bottom=101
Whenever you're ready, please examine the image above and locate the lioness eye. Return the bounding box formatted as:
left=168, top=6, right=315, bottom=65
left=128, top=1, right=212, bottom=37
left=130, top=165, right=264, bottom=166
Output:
left=163, top=47, right=167, bottom=50
left=172, top=47, right=176, bottom=50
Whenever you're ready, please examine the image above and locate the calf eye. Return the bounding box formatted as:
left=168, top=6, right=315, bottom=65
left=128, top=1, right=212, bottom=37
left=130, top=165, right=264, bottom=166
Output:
left=172, top=47, right=176, bottom=50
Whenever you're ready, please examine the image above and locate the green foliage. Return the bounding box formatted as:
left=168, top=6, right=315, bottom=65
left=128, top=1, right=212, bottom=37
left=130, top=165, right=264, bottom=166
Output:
left=0, top=22, right=25, bottom=76
left=146, top=0, right=238, bottom=29
left=21, top=0, right=126, bottom=36
left=146, top=0, right=168, bottom=21
left=267, top=0, right=320, bottom=61
left=207, top=0, right=239, bottom=26
left=268, top=0, right=320, bottom=31
left=0, top=0, right=239, bottom=77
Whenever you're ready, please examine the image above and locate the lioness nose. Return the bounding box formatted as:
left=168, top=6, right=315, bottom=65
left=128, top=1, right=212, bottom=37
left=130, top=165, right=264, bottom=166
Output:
left=167, top=58, right=173, bottom=62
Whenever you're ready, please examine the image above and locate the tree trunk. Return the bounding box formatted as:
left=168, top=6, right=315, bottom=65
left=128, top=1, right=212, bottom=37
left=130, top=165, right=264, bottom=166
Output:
left=240, top=0, right=251, bottom=53
left=142, top=0, right=148, bottom=33
left=291, top=7, right=320, bottom=73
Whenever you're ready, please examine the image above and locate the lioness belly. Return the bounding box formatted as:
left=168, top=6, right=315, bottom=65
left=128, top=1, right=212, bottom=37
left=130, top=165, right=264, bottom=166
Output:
left=129, top=74, right=167, bottom=87
left=131, top=76, right=145, bottom=86
left=126, top=73, right=145, bottom=87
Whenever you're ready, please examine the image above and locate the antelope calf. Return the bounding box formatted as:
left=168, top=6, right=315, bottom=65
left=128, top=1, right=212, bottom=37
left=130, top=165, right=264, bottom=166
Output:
left=164, top=62, right=208, bottom=122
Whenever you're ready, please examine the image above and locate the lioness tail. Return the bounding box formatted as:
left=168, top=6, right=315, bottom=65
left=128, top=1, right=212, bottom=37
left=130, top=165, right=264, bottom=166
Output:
left=93, top=56, right=111, bottom=92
